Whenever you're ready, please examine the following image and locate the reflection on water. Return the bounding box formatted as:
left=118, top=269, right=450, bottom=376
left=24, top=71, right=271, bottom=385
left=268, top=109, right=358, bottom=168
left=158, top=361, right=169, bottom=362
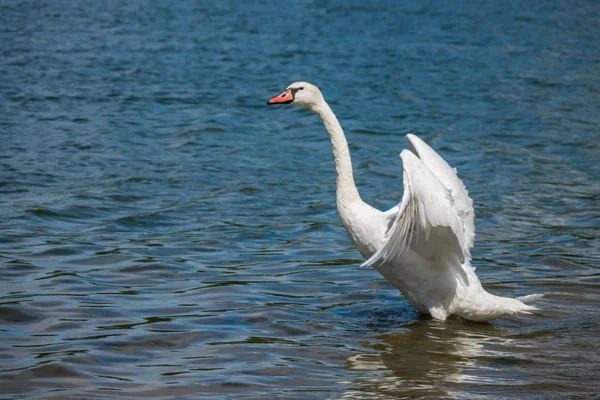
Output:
left=343, top=311, right=599, bottom=399
left=345, top=320, right=511, bottom=398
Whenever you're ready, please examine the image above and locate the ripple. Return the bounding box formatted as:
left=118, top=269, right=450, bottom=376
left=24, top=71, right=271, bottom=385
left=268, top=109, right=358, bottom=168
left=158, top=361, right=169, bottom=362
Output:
left=0, top=306, right=41, bottom=324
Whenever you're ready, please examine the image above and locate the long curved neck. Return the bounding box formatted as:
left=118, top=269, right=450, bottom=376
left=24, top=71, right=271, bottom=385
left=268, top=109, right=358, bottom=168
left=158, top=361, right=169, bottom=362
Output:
left=312, top=100, right=361, bottom=207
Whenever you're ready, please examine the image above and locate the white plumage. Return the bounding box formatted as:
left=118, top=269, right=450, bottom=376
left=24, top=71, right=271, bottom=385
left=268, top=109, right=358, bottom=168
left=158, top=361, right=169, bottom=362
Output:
left=268, top=82, right=542, bottom=322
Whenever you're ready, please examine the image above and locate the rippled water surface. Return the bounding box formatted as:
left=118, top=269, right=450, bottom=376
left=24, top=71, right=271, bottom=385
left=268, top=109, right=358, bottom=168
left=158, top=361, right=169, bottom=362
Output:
left=1, top=1, right=599, bottom=399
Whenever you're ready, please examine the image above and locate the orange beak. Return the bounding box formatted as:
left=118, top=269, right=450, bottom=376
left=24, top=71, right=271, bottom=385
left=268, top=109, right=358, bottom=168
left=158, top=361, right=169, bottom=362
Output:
left=267, top=89, right=294, bottom=105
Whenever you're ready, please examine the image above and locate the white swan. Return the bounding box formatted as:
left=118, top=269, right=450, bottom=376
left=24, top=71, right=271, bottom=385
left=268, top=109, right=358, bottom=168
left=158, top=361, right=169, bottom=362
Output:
left=267, top=82, right=542, bottom=322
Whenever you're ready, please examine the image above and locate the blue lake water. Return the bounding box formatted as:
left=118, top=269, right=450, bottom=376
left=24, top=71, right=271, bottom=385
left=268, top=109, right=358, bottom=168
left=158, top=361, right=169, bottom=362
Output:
left=1, top=1, right=599, bottom=399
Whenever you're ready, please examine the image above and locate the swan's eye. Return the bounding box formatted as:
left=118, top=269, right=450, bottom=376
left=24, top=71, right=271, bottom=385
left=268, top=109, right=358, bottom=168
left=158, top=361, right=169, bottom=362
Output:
left=299, top=86, right=304, bottom=90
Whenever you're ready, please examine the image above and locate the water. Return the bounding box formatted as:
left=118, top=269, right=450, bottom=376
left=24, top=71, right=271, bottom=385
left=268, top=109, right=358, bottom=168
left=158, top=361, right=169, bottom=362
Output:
left=1, top=1, right=599, bottom=398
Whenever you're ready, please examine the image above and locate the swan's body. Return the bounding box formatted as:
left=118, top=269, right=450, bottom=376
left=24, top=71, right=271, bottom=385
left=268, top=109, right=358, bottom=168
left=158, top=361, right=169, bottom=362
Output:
left=267, top=82, right=542, bottom=322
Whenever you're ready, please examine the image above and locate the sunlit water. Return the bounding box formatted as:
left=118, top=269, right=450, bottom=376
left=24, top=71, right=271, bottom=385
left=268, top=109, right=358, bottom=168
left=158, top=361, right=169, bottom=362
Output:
left=1, top=1, right=599, bottom=399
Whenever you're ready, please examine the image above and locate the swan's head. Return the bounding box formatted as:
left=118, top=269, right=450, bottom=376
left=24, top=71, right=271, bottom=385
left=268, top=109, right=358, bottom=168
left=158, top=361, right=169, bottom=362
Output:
left=267, top=82, right=324, bottom=109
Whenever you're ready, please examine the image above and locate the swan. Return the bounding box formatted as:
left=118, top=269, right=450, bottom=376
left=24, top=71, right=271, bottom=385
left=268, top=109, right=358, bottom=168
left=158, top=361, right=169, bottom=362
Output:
left=267, top=82, right=542, bottom=322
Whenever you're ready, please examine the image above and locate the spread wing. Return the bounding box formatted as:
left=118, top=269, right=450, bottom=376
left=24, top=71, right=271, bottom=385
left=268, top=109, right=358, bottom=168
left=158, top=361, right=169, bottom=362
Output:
left=361, top=135, right=475, bottom=277
left=405, top=134, right=475, bottom=257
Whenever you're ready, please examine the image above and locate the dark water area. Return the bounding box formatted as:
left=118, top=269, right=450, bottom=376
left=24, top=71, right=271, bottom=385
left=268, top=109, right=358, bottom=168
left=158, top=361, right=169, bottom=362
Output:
left=1, top=0, right=599, bottom=399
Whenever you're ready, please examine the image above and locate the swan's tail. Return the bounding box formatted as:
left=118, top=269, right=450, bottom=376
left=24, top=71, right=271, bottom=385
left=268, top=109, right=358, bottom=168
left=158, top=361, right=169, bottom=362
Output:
left=498, top=293, right=544, bottom=316
left=459, top=292, right=544, bottom=322
left=516, top=294, right=544, bottom=304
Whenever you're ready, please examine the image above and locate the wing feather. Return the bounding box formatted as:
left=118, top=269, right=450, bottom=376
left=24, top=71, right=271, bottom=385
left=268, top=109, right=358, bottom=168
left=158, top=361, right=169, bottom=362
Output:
left=406, top=134, right=475, bottom=258
left=362, top=149, right=466, bottom=268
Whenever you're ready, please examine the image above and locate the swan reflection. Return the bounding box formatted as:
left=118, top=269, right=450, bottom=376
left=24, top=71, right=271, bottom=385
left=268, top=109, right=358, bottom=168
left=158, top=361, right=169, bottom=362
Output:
left=342, top=318, right=519, bottom=399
